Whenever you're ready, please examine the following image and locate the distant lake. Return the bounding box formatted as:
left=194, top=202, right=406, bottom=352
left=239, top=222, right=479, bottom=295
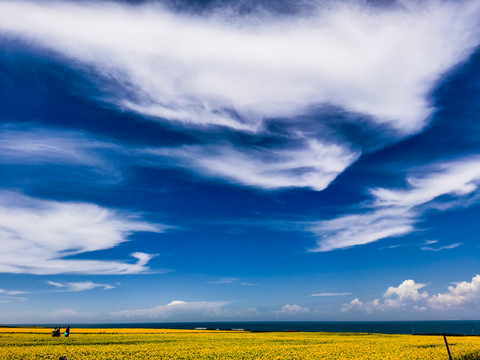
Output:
left=31, top=321, right=480, bottom=335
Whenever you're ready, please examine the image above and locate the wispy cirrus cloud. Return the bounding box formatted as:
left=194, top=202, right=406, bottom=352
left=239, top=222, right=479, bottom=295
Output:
left=309, top=207, right=416, bottom=252
left=421, top=243, right=462, bottom=252
left=144, top=139, right=359, bottom=191
left=0, top=191, right=165, bottom=275
left=47, top=281, right=115, bottom=292
left=0, top=289, right=26, bottom=296
left=0, top=125, right=125, bottom=187
left=370, top=158, right=480, bottom=208
left=0, top=0, right=478, bottom=196
left=0, top=125, right=117, bottom=167
left=0, top=0, right=478, bottom=134
left=209, top=278, right=253, bottom=286
left=310, top=156, right=480, bottom=251
left=0, top=288, right=27, bottom=303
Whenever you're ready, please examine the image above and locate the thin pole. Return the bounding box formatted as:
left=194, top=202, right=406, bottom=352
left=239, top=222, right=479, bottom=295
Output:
left=443, top=334, right=452, bottom=360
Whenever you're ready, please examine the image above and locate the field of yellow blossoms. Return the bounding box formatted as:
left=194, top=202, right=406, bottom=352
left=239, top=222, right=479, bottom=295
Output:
left=1, top=327, right=479, bottom=360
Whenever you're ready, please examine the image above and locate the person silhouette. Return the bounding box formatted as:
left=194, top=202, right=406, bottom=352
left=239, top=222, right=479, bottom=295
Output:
left=52, top=327, right=61, bottom=337
left=64, top=326, right=70, bottom=337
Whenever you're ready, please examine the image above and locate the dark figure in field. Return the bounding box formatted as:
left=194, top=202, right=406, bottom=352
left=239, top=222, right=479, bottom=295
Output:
left=64, top=326, right=70, bottom=337
left=59, top=356, right=67, bottom=360
left=52, top=327, right=61, bottom=337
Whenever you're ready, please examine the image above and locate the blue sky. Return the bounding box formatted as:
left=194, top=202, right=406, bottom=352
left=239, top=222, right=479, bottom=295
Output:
left=1, top=0, right=480, bottom=323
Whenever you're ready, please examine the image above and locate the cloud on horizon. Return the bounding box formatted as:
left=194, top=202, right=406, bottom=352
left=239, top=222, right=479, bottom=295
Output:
left=274, top=304, right=310, bottom=315
left=428, top=275, right=480, bottom=310
left=112, top=300, right=230, bottom=320
left=342, top=275, right=480, bottom=315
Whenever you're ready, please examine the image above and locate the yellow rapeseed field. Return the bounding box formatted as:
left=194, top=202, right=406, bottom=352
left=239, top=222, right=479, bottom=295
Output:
left=1, top=327, right=479, bottom=360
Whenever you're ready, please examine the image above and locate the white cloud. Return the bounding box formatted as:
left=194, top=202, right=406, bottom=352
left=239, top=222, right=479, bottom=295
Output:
left=275, top=304, right=310, bottom=315
left=0, top=126, right=116, bottom=167
left=112, top=300, right=229, bottom=320
left=421, top=243, right=462, bottom=251
left=0, top=289, right=26, bottom=296
left=0, top=1, right=478, bottom=134
left=145, top=139, right=359, bottom=191
left=210, top=278, right=253, bottom=286
left=0, top=125, right=125, bottom=186
left=384, top=280, right=428, bottom=301
left=428, top=275, right=480, bottom=310
left=343, top=276, right=480, bottom=315
left=309, top=207, right=416, bottom=251
left=382, top=279, right=428, bottom=309
left=342, top=279, right=428, bottom=313
left=1, top=1, right=478, bottom=194
left=310, top=156, right=480, bottom=251
left=381, top=244, right=406, bottom=250
left=341, top=298, right=379, bottom=314
left=0, top=288, right=27, bottom=303
left=370, top=158, right=480, bottom=208
left=47, top=281, right=114, bottom=292
left=0, top=192, right=165, bottom=275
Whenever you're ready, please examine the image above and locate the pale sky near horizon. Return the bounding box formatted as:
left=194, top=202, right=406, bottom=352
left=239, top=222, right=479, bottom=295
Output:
left=1, top=0, right=480, bottom=323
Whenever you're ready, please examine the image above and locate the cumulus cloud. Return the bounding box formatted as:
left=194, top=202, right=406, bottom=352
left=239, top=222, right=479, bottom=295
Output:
left=341, top=298, right=380, bottom=314
left=384, top=280, right=428, bottom=301
left=0, top=0, right=479, bottom=134
left=311, top=156, right=480, bottom=251
left=275, top=304, right=310, bottom=315
left=112, top=300, right=229, bottom=320
left=47, top=281, right=115, bottom=292
left=342, top=276, right=480, bottom=315
left=428, top=275, right=480, bottom=310
left=383, top=279, right=428, bottom=308
left=0, top=191, right=165, bottom=275
left=144, top=139, right=359, bottom=191
left=342, top=279, right=428, bottom=313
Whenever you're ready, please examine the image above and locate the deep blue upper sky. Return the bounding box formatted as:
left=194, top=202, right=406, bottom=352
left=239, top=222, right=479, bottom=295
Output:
left=1, top=0, right=480, bottom=323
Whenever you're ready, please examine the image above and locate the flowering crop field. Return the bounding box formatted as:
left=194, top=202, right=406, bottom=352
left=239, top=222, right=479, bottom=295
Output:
left=1, top=327, right=479, bottom=360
